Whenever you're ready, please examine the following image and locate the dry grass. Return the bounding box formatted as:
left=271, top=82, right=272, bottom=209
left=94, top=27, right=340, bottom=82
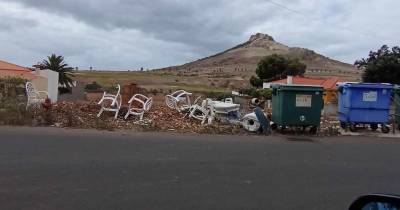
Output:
left=0, top=99, right=32, bottom=125
left=75, top=71, right=237, bottom=93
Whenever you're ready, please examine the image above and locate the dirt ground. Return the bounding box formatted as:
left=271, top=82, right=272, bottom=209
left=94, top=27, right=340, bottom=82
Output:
left=74, top=71, right=246, bottom=93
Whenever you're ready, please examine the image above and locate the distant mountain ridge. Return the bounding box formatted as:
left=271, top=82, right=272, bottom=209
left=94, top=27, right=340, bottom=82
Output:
left=159, top=33, right=361, bottom=82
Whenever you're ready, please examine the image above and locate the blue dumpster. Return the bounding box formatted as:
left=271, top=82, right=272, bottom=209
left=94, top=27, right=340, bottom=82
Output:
left=394, top=86, right=400, bottom=130
left=338, top=83, right=394, bottom=133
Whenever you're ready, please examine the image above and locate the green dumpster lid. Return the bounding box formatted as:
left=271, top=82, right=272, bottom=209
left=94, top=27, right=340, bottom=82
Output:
left=271, top=84, right=324, bottom=91
left=394, top=85, right=400, bottom=93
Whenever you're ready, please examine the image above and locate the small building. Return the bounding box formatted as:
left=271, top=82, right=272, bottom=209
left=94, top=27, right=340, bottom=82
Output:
left=0, top=60, right=37, bottom=80
left=0, top=60, right=59, bottom=102
left=263, top=76, right=340, bottom=104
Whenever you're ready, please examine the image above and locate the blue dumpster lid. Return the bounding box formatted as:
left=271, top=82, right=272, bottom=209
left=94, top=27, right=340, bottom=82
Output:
left=339, top=83, right=394, bottom=89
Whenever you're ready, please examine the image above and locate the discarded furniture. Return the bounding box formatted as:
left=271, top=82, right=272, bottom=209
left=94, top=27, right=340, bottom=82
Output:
left=124, top=94, right=153, bottom=121
left=254, top=106, right=271, bottom=134
left=338, top=83, right=394, bottom=133
left=210, top=100, right=240, bottom=113
left=165, top=90, right=192, bottom=112
left=25, top=82, right=49, bottom=110
left=185, top=96, right=202, bottom=116
left=224, top=98, right=233, bottom=103
left=242, top=112, right=261, bottom=132
left=208, top=100, right=240, bottom=123
left=188, top=99, right=211, bottom=125
left=187, top=98, right=241, bottom=125
left=97, top=84, right=122, bottom=119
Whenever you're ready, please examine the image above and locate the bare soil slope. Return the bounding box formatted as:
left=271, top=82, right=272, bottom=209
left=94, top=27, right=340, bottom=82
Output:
left=158, top=33, right=361, bottom=83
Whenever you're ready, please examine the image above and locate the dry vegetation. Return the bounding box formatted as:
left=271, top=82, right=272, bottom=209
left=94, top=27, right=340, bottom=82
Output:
left=75, top=70, right=244, bottom=93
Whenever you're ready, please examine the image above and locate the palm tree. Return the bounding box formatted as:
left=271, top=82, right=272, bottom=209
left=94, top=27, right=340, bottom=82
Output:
left=40, top=54, right=75, bottom=89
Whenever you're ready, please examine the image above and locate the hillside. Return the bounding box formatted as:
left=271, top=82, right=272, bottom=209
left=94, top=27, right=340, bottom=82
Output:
left=158, top=33, right=361, bottom=84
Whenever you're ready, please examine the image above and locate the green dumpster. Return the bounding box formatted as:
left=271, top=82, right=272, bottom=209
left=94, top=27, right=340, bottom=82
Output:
left=394, top=86, right=400, bottom=130
left=271, top=84, right=324, bottom=133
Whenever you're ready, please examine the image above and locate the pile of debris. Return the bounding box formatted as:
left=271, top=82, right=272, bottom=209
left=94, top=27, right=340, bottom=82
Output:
left=319, top=116, right=341, bottom=136
left=50, top=101, right=124, bottom=130
left=146, top=105, right=201, bottom=131
left=31, top=101, right=340, bottom=136
left=48, top=101, right=244, bottom=134
left=146, top=105, right=245, bottom=134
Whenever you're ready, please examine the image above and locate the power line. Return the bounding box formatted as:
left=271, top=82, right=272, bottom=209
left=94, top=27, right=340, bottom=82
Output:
left=265, top=0, right=304, bottom=16
left=263, top=0, right=387, bottom=40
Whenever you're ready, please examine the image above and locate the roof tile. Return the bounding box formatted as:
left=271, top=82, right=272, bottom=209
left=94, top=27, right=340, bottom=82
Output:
left=270, top=76, right=339, bottom=89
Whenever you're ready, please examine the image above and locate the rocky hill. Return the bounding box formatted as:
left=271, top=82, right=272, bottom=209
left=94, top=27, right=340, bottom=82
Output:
left=159, top=33, right=361, bottom=82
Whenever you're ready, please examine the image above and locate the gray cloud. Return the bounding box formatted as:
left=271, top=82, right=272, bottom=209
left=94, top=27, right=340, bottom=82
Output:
left=0, top=14, right=38, bottom=31
left=0, top=0, right=399, bottom=69
left=8, top=0, right=277, bottom=53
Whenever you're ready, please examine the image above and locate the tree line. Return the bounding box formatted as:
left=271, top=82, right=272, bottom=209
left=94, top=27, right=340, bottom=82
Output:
left=250, top=45, right=400, bottom=87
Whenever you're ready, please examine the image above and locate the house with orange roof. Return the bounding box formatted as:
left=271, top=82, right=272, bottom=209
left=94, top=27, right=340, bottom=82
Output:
left=0, top=59, right=59, bottom=102
left=0, top=60, right=37, bottom=79
left=263, top=76, right=340, bottom=103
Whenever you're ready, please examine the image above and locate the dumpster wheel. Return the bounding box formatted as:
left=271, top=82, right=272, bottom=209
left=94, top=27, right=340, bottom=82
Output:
left=340, top=122, right=347, bottom=129
left=381, top=124, right=390, bottom=133
left=271, top=123, right=278, bottom=130
left=370, top=124, right=378, bottom=131
left=349, top=124, right=357, bottom=132
left=309, top=126, right=318, bottom=135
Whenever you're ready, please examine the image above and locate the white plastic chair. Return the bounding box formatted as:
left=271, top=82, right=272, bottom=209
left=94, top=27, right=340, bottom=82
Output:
left=25, top=82, right=49, bottom=110
left=188, top=99, right=211, bottom=125
left=97, top=84, right=122, bottom=119
left=165, top=90, right=192, bottom=112
left=165, top=94, right=177, bottom=109
left=124, top=94, right=153, bottom=121
left=185, top=96, right=202, bottom=117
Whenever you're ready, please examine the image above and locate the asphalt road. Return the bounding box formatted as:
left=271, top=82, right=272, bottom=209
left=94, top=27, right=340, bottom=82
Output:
left=1, top=126, right=399, bottom=210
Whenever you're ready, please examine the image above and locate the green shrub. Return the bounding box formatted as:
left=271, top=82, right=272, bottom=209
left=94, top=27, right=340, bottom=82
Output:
left=238, top=88, right=272, bottom=100
left=256, top=54, right=306, bottom=81
left=257, top=89, right=272, bottom=99
left=104, top=84, right=119, bottom=93
left=203, top=92, right=232, bottom=100
left=58, top=87, right=71, bottom=94
left=0, top=77, right=26, bottom=99
left=85, top=81, right=103, bottom=91
left=249, top=75, right=263, bottom=87
left=150, top=89, right=159, bottom=95
left=0, top=98, right=32, bottom=125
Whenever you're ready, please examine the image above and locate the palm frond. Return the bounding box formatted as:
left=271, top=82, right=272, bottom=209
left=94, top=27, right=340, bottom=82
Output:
left=41, top=54, right=75, bottom=87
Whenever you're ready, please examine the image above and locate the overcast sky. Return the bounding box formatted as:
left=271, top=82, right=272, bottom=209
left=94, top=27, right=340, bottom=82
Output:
left=0, top=0, right=399, bottom=70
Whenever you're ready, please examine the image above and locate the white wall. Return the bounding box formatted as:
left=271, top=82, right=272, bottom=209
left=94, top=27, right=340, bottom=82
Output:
left=32, top=69, right=59, bottom=102
left=45, top=70, right=59, bottom=102
left=263, top=83, right=271, bottom=89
